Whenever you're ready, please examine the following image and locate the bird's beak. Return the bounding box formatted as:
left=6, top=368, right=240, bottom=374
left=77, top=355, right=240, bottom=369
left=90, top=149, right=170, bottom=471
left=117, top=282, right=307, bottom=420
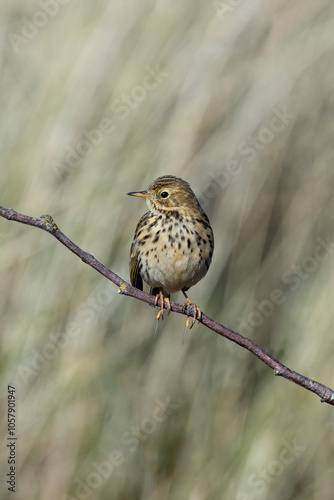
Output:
left=127, top=190, right=150, bottom=198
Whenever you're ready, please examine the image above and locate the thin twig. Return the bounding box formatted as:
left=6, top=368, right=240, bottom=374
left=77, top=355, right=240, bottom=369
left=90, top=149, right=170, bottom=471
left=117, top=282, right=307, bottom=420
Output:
left=1, top=205, right=333, bottom=406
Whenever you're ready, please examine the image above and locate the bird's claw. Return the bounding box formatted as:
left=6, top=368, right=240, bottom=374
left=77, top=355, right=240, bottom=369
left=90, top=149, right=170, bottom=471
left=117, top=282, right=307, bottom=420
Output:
left=154, top=289, right=171, bottom=321
left=182, top=298, right=202, bottom=343
left=183, top=298, right=201, bottom=329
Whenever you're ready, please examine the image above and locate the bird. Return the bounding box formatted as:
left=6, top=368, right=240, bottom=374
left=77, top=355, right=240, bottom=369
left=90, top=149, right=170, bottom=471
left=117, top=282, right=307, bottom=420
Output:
left=128, top=175, right=214, bottom=339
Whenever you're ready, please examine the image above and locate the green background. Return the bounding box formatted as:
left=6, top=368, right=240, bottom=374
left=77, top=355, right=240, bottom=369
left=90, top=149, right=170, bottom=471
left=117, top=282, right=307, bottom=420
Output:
left=1, top=1, right=334, bottom=499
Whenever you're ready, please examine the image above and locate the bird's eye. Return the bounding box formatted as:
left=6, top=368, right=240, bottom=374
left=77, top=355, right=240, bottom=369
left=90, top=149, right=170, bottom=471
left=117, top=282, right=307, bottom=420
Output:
left=161, top=191, right=169, bottom=199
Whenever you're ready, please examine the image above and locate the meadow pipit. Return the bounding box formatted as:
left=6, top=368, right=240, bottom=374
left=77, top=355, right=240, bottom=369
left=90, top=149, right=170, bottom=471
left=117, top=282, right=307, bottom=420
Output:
left=128, top=175, right=214, bottom=336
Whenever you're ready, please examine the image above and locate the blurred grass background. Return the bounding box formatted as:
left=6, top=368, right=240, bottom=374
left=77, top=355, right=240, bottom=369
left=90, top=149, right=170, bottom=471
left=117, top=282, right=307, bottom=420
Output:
left=1, top=0, right=334, bottom=499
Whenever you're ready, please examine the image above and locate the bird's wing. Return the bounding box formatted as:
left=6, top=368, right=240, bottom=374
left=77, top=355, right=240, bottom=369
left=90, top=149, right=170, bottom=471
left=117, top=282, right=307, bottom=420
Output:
left=130, top=247, right=143, bottom=290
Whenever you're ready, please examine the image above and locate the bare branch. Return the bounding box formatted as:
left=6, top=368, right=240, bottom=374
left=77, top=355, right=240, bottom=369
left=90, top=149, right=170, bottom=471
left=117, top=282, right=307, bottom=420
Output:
left=1, top=205, right=333, bottom=406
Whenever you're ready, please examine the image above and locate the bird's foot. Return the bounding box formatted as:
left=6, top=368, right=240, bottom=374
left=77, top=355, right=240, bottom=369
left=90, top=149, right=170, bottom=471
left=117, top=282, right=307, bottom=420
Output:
left=154, top=289, right=171, bottom=321
left=181, top=291, right=202, bottom=344
left=183, top=298, right=201, bottom=329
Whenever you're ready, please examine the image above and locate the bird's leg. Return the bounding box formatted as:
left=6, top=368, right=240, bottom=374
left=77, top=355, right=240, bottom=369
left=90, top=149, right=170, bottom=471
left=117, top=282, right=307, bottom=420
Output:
left=182, top=290, right=201, bottom=329
left=154, top=288, right=164, bottom=321
left=165, top=297, right=171, bottom=315
left=154, top=288, right=171, bottom=321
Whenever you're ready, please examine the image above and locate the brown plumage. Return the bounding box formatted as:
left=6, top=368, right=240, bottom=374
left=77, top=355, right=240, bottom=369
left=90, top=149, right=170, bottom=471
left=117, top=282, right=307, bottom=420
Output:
left=128, top=175, right=214, bottom=333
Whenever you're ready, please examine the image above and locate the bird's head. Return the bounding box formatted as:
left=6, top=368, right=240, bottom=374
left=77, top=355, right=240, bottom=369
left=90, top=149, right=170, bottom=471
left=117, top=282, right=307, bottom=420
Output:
left=127, top=175, right=203, bottom=216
